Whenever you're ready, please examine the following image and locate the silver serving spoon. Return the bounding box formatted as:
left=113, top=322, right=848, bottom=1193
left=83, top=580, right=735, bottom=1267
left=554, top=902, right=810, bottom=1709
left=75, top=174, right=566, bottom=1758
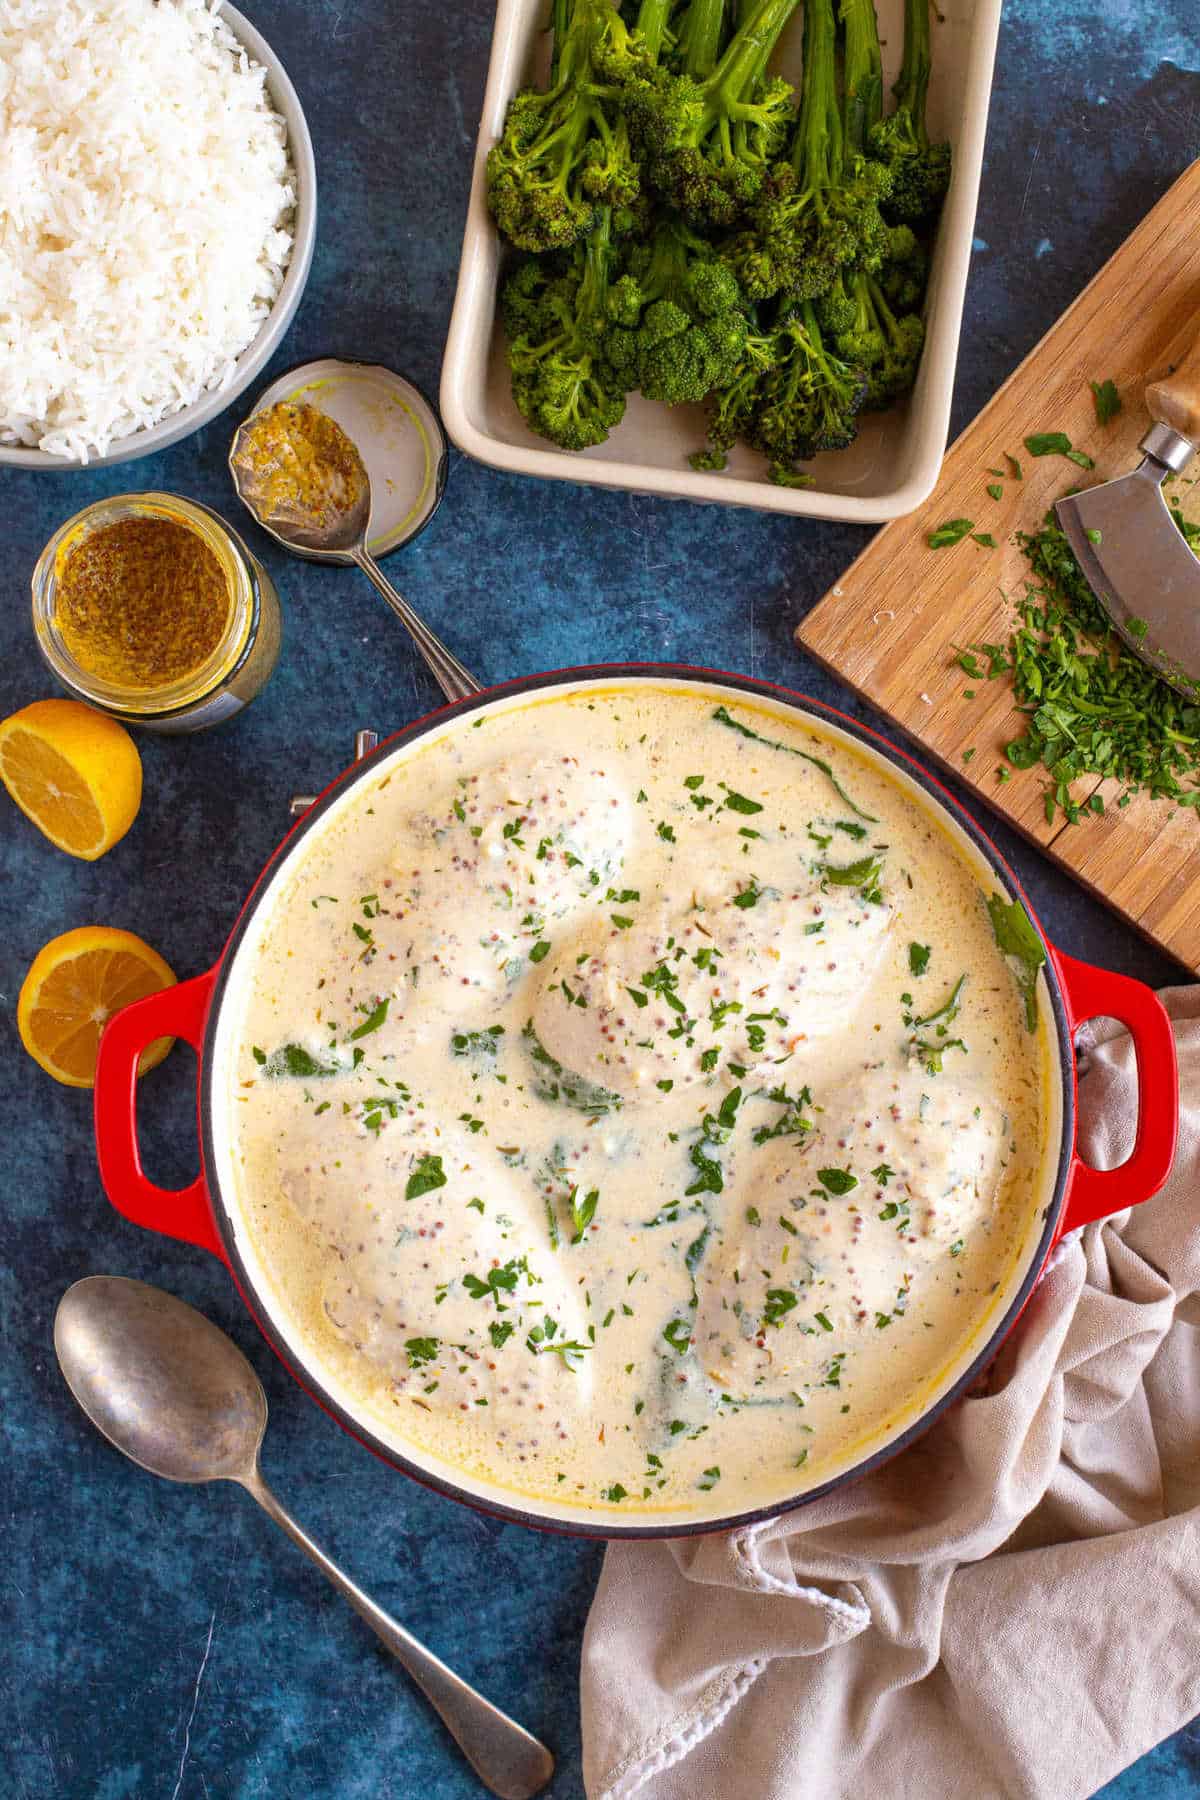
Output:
left=54, top=1276, right=554, bottom=1800
left=229, top=404, right=481, bottom=704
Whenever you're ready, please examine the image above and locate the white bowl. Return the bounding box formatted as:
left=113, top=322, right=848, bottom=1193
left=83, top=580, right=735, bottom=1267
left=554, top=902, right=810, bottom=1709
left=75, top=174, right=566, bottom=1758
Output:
left=0, top=2, right=317, bottom=473
left=442, top=0, right=1001, bottom=523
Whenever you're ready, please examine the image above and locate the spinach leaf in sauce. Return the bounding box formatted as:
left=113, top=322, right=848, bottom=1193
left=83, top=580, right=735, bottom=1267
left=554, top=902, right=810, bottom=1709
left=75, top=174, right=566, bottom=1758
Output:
left=257, top=1043, right=343, bottom=1080
left=985, top=894, right=1046, bottom=1031
left=711, top=705, right=879, bottom=823
left=521, top=1020, right=622, bottom=1117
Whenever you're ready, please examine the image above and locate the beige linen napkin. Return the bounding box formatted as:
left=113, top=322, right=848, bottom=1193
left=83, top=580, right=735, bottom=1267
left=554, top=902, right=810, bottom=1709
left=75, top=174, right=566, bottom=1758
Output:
left=581, top=987, right=1200, bottom=1800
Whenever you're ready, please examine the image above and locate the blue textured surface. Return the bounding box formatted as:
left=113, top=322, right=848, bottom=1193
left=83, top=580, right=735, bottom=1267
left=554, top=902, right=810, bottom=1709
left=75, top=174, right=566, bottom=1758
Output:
left=2, top=4, right=1199, bottom=1796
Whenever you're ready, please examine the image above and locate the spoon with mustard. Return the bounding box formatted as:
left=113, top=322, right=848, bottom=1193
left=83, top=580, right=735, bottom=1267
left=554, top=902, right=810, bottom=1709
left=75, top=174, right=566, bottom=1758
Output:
left=229, top=401, right=480, bottom=703
left=54, top=1275, right=555, bottom=1800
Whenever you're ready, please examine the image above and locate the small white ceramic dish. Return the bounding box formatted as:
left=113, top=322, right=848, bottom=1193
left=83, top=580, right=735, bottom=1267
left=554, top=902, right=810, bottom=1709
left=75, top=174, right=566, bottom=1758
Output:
left=442, top=0, right=1002, bottom=523
left=239, top=359, right=449, bottom=558
left=0, top=2, right=317, bottom=473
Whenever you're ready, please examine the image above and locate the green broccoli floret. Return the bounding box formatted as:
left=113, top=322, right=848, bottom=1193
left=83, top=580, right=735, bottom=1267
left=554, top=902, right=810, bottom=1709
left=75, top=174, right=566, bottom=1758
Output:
left=621, top=0, right=801, bottom=229
left=607, top=217, right=753, bottom=404
left=867, top=0, right=952, bottom=224
left=747, top=301, right=867, bottom=479
left=689, top=326, right=780, bottom=468
left=859, top=277, right=925, bottom=407
left=504, top=209, right=629, bottom=449
left=721, top=0, right=891, bottom=302
left=487, top=0, right=653, bottom=252
left=500, top=256, right=560, bottom=341
left=878, top=222, right=928, bottom=311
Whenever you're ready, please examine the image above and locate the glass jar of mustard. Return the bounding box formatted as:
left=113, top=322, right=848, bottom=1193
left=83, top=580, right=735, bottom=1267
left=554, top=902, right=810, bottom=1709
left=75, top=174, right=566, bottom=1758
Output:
left=31, top=492, right=282, bottom=734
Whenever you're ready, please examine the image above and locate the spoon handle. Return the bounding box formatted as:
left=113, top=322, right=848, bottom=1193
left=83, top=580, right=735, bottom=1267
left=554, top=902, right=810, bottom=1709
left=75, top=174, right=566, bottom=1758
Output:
left=352, top=544, right=482, bottom=703
left=242, top=1468, right=554, bottom=1800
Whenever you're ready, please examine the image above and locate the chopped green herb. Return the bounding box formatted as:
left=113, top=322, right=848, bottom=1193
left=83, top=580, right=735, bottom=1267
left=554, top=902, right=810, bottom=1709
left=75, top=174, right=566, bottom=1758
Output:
left=817, top=1167, right=857, bottom=1196
left=406, top=1154, right=447, bottom=1200
left=721, top=787, right=763, bottom=815
left=570, top=1186, right=599, bottom=1243
left=986, top=482, right=1003, bottom=502
left=1024, top=431, right=1093, bottom=470
left=1090, top=378, right=1121, bottom=425
left=663, top=1317, right=692, bottom=1355
left=908, top=942, right=931, bottom=977
left=349, top=997, right=389, bottom=1040
left=529, top=940, right=551, bottom=963
left=928, top=517, right=975, bottom=549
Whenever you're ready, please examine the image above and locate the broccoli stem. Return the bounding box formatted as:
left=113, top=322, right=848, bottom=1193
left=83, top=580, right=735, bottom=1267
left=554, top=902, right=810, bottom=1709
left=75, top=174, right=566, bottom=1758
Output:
left=895, top=0, right=933, bottom=146
left=549, top=0, right=571, bottom=85
left=840, top=0, right=884, bottom=152
left=635, top=0, right=675, bottom=62
left=792, top=0, right=841, bottom=188
left=707, top=0, right=800, bottom=124
left=678, top=0, right=729, bottom=78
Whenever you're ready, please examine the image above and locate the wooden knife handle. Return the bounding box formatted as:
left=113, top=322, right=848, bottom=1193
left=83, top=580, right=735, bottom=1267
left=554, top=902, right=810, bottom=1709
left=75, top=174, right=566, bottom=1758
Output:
left=1145, top=318, right=1200, bottom=445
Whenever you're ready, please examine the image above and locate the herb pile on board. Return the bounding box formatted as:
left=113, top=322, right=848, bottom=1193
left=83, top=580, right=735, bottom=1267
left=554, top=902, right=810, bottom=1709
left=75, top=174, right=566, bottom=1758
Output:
left=958, top=501, right=1200, bottom=824
left=486, top=0, right=950, bottom=483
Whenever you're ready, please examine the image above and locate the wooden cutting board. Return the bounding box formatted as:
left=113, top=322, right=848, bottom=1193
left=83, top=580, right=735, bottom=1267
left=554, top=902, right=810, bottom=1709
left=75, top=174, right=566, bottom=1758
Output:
left=797, top=158, right=1200, bottom=973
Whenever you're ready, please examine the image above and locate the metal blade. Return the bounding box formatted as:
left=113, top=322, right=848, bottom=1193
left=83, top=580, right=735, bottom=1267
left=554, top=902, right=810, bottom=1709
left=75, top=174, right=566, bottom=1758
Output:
left=1055, top=462, right=1200, bottom=698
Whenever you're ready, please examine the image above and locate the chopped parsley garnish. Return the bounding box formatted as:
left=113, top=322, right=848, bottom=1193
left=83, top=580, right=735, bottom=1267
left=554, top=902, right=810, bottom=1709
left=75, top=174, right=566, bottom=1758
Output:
left=1024, top=430, right=1094, bottom=470
left=406, top=1154, right=447, bottom=1200
left=697, top=1467, right=721, bottom=1491
left=817, top=1167, right=857, bottom=1196
left=912, top=973, right=966, bottom=1031
left=720, top=786, right=763, bottom=815
left=908, top=942, right=931, bottom=977
left=872, top=1163, right=896, bottom=1187
left=763, top=1287, right=799, bottom=1326
left=663, top=1317, right=692, bottom=1355
left=1090, top=378, right=1121, bottom=425
left=348, top=997, right=389, bottom=1040
left=815, top=853, right=884, bottom=903
left=928, top=517, right=975, bottom=548
left=570, top=1186, right=599, bottom=1243
left=752, top=1083, right=812, bottom=1145
left=404, top=1337, right=439, bottom=1368
left=463, top=1257, right=528, bottom=1306
left=529, top=940, right=551, bottom=963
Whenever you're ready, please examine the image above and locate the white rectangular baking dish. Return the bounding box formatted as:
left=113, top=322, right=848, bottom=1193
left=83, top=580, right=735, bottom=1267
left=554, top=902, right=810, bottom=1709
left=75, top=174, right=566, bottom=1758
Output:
left=442, top=0, right=1002, bottom=523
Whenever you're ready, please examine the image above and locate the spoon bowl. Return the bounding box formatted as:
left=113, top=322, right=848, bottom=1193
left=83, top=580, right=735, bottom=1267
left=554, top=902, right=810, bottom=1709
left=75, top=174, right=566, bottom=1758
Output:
left=230, top=409, right=372, bottom=560
left=229, top=400, right=481, bottom=703
left=55, top=1275, right=266, bottom=1484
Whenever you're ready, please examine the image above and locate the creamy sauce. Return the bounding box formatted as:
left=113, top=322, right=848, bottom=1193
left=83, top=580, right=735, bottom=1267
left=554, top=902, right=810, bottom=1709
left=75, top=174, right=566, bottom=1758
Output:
left=224, top=686, right=1053, bottom=1518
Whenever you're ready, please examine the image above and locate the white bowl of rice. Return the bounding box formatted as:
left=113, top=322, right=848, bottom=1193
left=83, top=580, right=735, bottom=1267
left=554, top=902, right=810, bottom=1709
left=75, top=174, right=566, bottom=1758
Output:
left=0, top=0, right=317, bottom=469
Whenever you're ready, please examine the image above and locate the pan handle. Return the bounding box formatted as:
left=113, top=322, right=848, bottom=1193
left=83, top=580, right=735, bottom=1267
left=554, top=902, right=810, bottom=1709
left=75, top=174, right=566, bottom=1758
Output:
left=1052, top=949, right=1178, bottom=1236
left=93, top=968, right=226, bottom=1261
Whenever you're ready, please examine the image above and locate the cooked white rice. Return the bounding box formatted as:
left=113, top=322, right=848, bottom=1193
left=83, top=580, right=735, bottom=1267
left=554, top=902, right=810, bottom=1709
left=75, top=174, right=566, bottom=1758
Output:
left=0, top=0, right=295, bottom=461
